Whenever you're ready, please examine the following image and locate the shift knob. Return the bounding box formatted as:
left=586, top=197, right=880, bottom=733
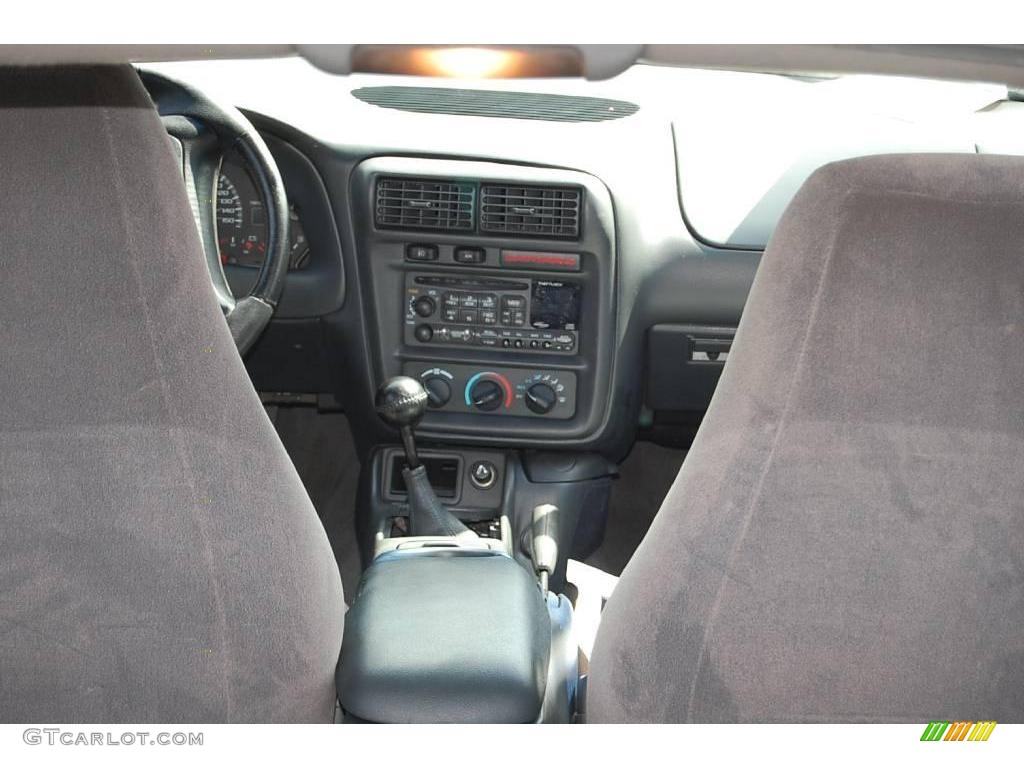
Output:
left=375, top=376, right=428, bottom=429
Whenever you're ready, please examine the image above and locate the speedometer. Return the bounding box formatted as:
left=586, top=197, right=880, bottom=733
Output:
left=215, top=149, right=309, bottom=270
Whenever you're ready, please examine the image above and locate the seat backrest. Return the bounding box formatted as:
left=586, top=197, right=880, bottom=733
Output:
left=0, top=66, right=343, bottom=722
left=589, top=154, right=1024, bottom=722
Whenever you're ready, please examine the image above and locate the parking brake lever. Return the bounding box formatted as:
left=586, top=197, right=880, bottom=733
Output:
left=531, top=504, right=559, bottom=595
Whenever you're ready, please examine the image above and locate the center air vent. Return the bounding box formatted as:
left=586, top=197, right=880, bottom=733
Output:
left=375, top=177, right=475, bottom=232
left=480, top=185, right=582, bottom=239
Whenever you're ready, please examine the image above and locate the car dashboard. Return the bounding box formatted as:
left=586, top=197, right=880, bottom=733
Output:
left=148, top=59, right=759, bottom=464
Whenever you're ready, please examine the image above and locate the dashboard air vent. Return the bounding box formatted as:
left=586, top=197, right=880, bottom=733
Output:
left=375, top=177, right=475, bottom=232
left=352, top=86, right=639, bottom=123
left=480, top=185, right=582, bottom=239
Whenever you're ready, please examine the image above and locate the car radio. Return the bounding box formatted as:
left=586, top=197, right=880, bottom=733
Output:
left=403, top=272, right=580, bottom=354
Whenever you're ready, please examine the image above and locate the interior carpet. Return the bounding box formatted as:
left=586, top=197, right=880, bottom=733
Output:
left=585, top=440, right=686, bottom=576
left=267, top=406, right=363, bottom=601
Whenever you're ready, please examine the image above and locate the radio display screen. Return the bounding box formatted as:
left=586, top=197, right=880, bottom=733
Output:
left=530, top=281, right=581, bottom=331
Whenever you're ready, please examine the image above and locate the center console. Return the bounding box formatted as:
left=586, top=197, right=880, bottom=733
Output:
left=337, top=547, right=554, bottom=723
left=339, top=376, right=579, bottom=723
left=344, top=158, right=619, bottom=722
left=351, top=156, right=619, bottom=581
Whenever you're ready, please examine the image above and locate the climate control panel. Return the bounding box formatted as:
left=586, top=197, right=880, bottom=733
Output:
left=403, top=362, right=577, bottom=420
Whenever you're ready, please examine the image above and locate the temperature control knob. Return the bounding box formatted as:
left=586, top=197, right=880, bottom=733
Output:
left=524, top=383, right=557, bottom=415
left=469, top=379, right=505, bottom=411
left=422, top=375, right=452, bottom=409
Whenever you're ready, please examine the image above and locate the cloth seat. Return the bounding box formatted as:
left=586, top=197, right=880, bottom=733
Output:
left=0, top=65, right=343, bottom=723
left=589, top=154, right=1024, bottom=722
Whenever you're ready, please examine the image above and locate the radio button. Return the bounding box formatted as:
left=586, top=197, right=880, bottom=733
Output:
left=459, top=309, right=478, bottom=324
left=413, top=295, right=436, bottom=318
left=512, top=311, right=526, bottom=326
left=480, top=310, right=497, bottom=325
left=442, top=307, right=459, bottom=322
left=479, top=294, right=498, bottom=310
left=501, top=296, right=526, bottom=310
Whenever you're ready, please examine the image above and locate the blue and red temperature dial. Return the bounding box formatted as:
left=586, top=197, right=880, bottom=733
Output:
left=464, top=372, right=514, bottom=411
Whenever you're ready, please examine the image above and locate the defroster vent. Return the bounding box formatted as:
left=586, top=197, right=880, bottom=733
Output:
left=375, top=177, right=475, bottom=232
left=353, top=86, right=639, bottom=123
left=480, top=185, right=582, bottom=239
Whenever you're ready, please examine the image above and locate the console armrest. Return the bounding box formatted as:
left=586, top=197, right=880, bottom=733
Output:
left=336, top=549, right=551, bottom=723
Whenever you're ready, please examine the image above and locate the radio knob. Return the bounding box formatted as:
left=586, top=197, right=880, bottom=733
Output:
left=414, top=324, right=433, bottom=343
left=413, top=295, right=436, bottom=318
left=470, top=379, right=504, bottom=411
left=422, top=376, right=452, bottom=408
left=524, top=383, right=557, bottom=415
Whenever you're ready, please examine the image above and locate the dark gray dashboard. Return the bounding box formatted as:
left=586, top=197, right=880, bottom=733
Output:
left=224, top=79, right=762, bottom=459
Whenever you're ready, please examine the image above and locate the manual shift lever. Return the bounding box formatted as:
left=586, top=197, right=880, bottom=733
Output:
left=375, top=377, right=475, bottom=539
left=375, top=376, right=427, bottom=469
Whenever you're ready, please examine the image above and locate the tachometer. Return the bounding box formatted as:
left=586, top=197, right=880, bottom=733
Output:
left=215, top=149, right=309, bottom=270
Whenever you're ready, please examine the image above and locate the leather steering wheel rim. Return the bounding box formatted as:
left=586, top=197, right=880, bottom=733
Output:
left=139, top=69, right=289, bottom=356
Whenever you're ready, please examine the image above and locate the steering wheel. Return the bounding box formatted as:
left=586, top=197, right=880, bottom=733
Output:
left=139, top=70, right=289, bottom=356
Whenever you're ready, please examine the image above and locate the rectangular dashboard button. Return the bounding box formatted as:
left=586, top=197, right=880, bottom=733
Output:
left=406, top=244, right=438, bottom=262
left=454, top=246, right=486, bottom=264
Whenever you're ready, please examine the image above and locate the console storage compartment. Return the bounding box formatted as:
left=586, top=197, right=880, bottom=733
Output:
left=336, top=548, right=551, bottom=723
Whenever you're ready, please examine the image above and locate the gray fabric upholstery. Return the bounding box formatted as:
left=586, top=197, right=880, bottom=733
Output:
left=0, top=66, right=344, bottom=722
left=589, top=154, right=1024, bottom=723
